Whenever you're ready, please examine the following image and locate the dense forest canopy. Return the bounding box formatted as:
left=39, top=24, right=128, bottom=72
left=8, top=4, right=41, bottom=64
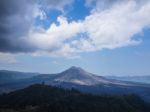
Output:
left=0, top=84, right=149, bottom=112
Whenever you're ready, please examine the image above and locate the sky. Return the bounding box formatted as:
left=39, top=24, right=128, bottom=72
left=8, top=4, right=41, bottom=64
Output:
left=0, top=0, right=150, bottom=76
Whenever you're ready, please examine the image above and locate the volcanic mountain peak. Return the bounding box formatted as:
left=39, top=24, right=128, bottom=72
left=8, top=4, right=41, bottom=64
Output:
left=69, top=66, right=82, bottom=69
left=64, top=66, right=86, bottom=73
left=60, top=66, right=94, bottom=78
left=53, top=66, right=110, bottom=85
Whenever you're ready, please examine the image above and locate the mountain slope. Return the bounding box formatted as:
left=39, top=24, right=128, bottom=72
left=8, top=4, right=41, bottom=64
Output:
left=0, top=84, right=149, bottom=112
left=0, top=70, right=38, bottom=84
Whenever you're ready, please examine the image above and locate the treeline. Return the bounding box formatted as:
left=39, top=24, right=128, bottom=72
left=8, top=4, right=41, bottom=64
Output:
left=0, top=84, right=149, bottom=112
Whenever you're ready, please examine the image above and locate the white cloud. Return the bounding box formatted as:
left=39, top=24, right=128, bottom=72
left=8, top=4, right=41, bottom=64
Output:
left=28, top=16, right=83, bottom=56
left=26, top=0, right=150, bottom=58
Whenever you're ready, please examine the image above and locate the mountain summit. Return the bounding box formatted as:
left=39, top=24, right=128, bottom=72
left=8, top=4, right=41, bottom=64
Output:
left=61, top=66, right=90, bottom=77
left=53, top=66, right=111, bottom=85
left=66, top=66, right=84, bottom=71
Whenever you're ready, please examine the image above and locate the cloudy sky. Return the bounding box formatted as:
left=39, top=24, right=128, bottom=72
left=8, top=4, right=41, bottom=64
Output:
left=0, top=0, right=150, bottom=76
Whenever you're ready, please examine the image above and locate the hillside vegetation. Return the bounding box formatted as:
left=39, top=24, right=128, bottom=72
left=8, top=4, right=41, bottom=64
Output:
left=0, top=84, right=149, bottom=112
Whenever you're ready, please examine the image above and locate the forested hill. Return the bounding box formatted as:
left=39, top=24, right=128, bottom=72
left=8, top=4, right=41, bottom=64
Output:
left=0, top=84, right=149, bottom=112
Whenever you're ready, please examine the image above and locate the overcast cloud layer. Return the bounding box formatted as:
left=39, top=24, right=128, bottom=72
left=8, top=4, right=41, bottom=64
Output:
left=0, top=0, right=150, bottom=58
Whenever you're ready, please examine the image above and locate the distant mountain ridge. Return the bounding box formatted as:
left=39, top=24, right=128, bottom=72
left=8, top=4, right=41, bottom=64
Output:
left=107, top=75, right=150, bottom=84
left=0, top=66, right=150, bottom=102
left=0, top=70, right=39, bottom=84
left=31, top=66, right=150, bottom=86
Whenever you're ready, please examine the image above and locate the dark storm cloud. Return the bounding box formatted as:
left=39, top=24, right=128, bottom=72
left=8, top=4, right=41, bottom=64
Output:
left=0, top=0, right=36, bottom=53
left=0, top=0, right=74, bottom=53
